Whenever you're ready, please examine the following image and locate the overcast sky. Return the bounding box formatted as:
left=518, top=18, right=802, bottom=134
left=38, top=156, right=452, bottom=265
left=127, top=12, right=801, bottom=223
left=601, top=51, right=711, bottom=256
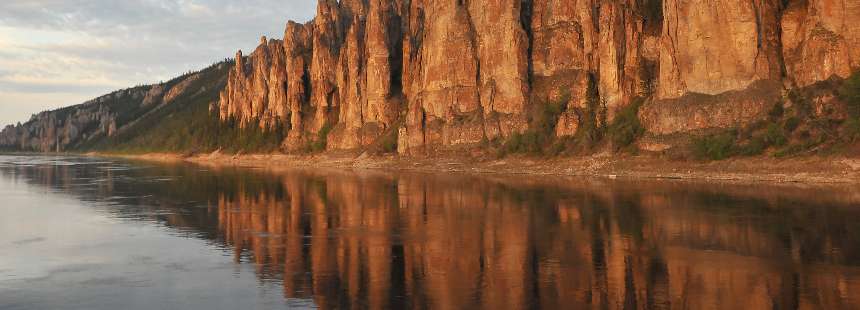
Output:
left=0, top=0, right=316, bottom=127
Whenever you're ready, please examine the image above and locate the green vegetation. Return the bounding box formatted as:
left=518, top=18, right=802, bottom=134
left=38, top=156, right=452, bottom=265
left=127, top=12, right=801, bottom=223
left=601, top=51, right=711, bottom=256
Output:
left=577, top=76, right=607, bottom=148
left=840, top=71, right=860, bottom=141
left=841, top=72, right=860, bottom=113
left=608, top=98, right=645, bottom=151
left=688, top=71, right=860, bottom=161
left=692, top=130, right=737, bottom=160
left=691, top=103, right=791, bottom=160
left=501, top=131, right=546, bottom=155
left=14, top=57, right=860, bottom=161
left=307, top=123, right=333, bottom=153
left=80, top=61, right=287, bottom=154
left=499, top=73, right=645, bottom=157
left=843, top=118, right=860, bottom=142
left=763, top=122, right=788, bottom=147
left=378, top=133, right=398, bottom=154
left=499, top=92, right=567, bottom=156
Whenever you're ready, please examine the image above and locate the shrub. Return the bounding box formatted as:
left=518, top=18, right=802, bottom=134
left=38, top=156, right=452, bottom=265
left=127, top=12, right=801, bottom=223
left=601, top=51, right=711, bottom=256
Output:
left=536, top=100, right=565, bottom=134
left=839, top=71, right=860, bottom=143
left=839, top=71, right=860, bottom=118
left=764, top=122, right=788, bottom=147
left=379, top=130, right=398, bottom=153
left=608, top=98, right=645, bottom=151
left=547, top=137, right=575, bottom=156
left=737, top=136, right=767, bottom=156
left=769, top=102, right=785, bottom=119
left=499, top=92, right=568, bottom=156
left=308, top=123, right=332, bottom=153
left=784, top=117, right=801, bottom=133
left=775, top=141, right=818, bottom=158
left=788, top=89, right=813, bottom=118
left=692, top=130, right=737, bottom=160
left=576, top=74, right=606, bottom=148
left=500, top=131, right=545, bottom=156
left=844, top=118, right=860, bottom=142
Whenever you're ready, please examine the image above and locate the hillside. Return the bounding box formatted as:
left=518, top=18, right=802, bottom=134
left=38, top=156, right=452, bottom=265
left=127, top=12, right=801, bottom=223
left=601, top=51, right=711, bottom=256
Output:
left=0, top=60, right=286, bottom=154
left=2, top=0, right=860, bottom=161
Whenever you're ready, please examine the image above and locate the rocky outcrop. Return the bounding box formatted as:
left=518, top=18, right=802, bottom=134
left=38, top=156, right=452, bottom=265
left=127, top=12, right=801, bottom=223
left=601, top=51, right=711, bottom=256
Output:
left=142, top=85, right=165, bottom=106
left=218, top=38, right=282, bottom=128
left=781, top=0, right=860, bottom=87
left=641, top=80, right=783, bottom=135
left=125, top=0, right=860, bottom=153
left=470, top=0, right=531, bottom=139
left=0, top=101, right=118, bottom=152
left=164, top=73, right=200, bottom=104
left=283, top=22, right=314, bottom=150
left=657, top=0, right=784, bottom=99
left=0, top=124, right=18, bottom=147
left=643, top=0, right=788, bottom=134
left=5, top=0, right=860, bottom=156
left=6, top=0, right=859, bottom=155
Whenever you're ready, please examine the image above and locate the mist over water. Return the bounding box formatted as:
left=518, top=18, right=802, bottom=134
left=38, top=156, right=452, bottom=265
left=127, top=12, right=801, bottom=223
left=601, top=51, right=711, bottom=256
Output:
left=0, top=155, right=858, bottom=309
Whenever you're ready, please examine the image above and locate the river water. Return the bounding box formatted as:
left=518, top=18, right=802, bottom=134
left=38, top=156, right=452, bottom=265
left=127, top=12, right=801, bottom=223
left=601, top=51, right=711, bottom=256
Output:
left=0, top=155, right=858, bottom=309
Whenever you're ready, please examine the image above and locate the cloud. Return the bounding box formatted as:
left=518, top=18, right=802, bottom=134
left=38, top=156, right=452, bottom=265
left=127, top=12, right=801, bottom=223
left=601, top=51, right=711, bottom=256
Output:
left=0, top=0, right=316, bottom=126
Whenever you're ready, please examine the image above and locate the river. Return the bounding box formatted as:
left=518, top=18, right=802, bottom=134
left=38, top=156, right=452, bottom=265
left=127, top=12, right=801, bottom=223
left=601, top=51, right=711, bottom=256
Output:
left=0, top=155, right=858, bottom=309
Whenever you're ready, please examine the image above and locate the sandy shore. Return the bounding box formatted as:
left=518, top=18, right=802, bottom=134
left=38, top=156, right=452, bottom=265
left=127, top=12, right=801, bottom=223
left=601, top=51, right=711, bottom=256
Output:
left=94, top=151, right=860, bottom=184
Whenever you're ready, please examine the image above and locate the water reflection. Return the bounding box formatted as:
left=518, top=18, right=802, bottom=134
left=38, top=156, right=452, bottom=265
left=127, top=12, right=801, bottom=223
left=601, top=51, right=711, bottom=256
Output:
left=1, top=155, right=859, bottom=309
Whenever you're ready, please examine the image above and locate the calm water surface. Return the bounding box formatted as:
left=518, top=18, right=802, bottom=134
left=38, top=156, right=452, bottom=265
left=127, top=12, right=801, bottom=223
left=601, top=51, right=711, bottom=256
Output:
left=0, top=155, right=859, bottom=309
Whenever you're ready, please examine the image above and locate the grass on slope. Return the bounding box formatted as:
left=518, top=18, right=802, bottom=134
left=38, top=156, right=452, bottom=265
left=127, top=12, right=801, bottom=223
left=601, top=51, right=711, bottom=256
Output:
left=80, top=62, right=286, bottom=154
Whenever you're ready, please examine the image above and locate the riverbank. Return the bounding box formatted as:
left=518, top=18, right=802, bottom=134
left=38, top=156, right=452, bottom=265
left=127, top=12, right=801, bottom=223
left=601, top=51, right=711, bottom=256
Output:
left=93, top=151, right=860, bottom=184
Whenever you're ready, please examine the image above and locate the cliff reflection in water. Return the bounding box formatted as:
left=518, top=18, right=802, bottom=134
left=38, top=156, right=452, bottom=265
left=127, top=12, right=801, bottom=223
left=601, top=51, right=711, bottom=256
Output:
left=3, top=157, right=860, bottom=309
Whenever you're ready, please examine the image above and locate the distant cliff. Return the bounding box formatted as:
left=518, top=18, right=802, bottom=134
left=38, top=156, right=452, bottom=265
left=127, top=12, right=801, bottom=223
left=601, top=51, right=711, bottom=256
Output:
left=3, top=0, right=860, bottom=157
left=0, top=61, right=291, bottom=154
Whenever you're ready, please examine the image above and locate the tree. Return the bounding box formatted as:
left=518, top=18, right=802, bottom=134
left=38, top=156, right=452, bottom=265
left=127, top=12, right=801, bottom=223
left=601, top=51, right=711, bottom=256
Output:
left=840, top=71, right=860, bottom=117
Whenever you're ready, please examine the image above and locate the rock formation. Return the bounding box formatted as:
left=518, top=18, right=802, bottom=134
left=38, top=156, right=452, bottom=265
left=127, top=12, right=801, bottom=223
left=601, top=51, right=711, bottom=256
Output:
left=781, top=0, right=860, bottom=87
left=6, top=0, right=860, bottom=154
left=215, top=0, right=859, bottom=154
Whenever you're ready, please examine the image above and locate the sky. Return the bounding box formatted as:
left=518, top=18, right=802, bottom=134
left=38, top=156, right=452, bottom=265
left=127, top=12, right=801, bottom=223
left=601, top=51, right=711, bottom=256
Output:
left=0, top=0, right=316, bottom=127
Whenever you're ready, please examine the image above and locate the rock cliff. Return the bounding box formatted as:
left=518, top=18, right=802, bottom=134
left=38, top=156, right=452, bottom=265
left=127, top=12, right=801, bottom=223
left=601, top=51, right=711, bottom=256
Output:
left=5, top=0, right=859, bottom=155
left=1, top=94, right=120, bottom=152
left=215, top=0, right=860, bottom=154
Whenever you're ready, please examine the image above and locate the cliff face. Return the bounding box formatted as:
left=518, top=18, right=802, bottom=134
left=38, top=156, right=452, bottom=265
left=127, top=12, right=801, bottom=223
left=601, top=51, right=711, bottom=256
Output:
left=216, top=0, right=860, bottom=154
left=6, top=0, right=857, bottom=154
left=781, top=0, right=860, bottom=87
left=1, top=94, right=120, bottom=152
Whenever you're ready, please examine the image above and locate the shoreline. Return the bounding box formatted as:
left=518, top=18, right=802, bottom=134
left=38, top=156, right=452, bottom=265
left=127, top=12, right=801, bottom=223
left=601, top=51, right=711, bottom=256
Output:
left=84, top=151, right=860, bottom=185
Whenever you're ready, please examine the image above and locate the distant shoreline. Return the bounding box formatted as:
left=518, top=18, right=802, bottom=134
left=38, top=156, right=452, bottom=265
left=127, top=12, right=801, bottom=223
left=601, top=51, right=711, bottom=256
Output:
left=41, top=151, right=855, bottom=185
left=4, top=150, right=857, bottom=184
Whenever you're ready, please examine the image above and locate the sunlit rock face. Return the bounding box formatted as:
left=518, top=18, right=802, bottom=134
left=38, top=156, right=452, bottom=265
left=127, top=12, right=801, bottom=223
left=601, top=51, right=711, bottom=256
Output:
left=283, top=22, right=314, bottom=151
left=4, top=102, right=119, bottom=153
left=6, top=0, right=860, bottom=154
left=216, top=0, right=860, bottom=153
left=656, top=0, right=784, bottom=99
left=218, top=37, right=289, bottom=129
left=781, top=0, right=860, bottom=87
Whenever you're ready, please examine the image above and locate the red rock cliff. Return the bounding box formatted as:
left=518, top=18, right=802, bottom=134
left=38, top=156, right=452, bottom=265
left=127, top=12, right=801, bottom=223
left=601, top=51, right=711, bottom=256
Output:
left=217, top=0, right=860, bottom=153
